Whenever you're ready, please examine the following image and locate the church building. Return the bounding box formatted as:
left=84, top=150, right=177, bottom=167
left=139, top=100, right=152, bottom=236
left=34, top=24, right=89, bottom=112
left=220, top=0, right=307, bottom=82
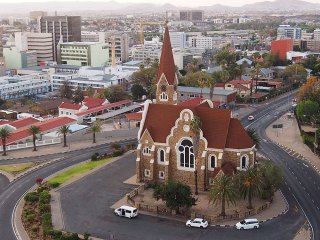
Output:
left=136, top=25, right=256, bottom=191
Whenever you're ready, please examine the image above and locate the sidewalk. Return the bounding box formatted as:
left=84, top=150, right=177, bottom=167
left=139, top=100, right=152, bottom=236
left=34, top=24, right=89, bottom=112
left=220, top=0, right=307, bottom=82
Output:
left=265, top=114, right=317, bottom=240
left=1, top=128, right=138, bottom=160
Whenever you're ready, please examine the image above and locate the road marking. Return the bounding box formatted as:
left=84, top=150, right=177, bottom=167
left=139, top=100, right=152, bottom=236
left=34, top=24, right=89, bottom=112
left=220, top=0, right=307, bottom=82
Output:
left=302, top=163, right=309, bottom=168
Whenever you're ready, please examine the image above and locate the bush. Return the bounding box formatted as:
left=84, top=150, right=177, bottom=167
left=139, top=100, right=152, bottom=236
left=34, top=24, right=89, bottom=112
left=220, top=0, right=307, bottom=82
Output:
left=125, top=143, right=136, bottom=150
left=48, top=182, right=60, bottom=188
left=26, top=213, right=35, bottom=222
left=24, top=192, right=39, bottom=203
left=111, top=143, right=121, bottom=150
left=60, top=232, right=80, bottom=240
left=112, top=149, right=124, bottom=157
left=39, top=190, right=51, bottom=204
left=39, top=203, right=51, bottom=213
left=83, top=232, right=91, bottom=240
left=91, top=152, right=100, bottom=161
left=31, top=224, right=38, bottom=232
left=41, top=213, right=52, bottom=228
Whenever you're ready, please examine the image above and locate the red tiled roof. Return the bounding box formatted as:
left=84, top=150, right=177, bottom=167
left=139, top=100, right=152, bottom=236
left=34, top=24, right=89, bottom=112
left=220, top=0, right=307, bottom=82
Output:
left=59, top=102, right=82, bottom=110
left=157, top=26, right=176, bottom=85
left=179, top=97, right=203, bottom=107
left=141, top=104, right=253, bottom=149
left=0, top=117, right=76, bottom=145
left=233, top=83, right=249, bottom=91
left=82, top=97, right=106, bottom=109
left=225, top=119, right=254, bottom=149
left=125, top=112, right=142, bottom=121
left=76, top=99, right=132, bottom=117
left=0, top=120, right=12, bottom=126
left=9, top=117, right=40, bottom=129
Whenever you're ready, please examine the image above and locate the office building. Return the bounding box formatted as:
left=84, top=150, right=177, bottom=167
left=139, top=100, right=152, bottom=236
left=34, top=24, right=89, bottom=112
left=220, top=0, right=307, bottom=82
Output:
left=58, top=42, right=109, bottom=67
left=106, top=33, right=129, bottom=63
left=15, top=32, right=54, bottom=65
left=314, top=29, right=320, bottom=40
left=179, top=10, right=204, bottom=22
left=277, top=25, right=302, bottom=40
left=81, top=31, right=106, bottom=43
left=3, top=46, right=37, bottom=69
left=188, top=36, right=214, bottom=49
left=169, top=32, right=186, bottom=49
left=271, top=39, right=293, bottom=61
left=40, top=16, right=81, bottom=61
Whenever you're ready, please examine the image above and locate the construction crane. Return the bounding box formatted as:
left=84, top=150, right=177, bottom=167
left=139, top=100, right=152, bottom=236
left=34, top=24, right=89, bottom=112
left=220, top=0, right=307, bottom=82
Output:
left=139, top=18, right=166, bottom=45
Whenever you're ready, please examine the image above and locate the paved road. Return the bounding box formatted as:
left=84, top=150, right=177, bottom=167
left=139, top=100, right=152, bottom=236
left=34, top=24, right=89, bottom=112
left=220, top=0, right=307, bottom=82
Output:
left=0, top=140, right=135, bottom=240
left=0, top=173, right=9, bottom=192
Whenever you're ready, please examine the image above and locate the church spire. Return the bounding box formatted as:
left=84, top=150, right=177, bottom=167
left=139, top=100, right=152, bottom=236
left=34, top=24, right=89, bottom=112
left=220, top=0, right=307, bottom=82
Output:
left=157, top=25, right=176, bottom=86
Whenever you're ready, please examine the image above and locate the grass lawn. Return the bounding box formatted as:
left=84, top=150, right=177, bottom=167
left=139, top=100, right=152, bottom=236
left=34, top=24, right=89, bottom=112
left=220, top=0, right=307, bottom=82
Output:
left=0, top=162, right=34, bottom=175
left=48, top=158, right=112, bottom=186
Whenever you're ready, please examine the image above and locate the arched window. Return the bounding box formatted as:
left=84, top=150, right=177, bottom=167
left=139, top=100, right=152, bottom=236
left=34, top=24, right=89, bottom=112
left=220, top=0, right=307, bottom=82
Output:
left=158, top=149, right=165, bottom=163
left=208, top=155, right=217, bottom=170
left=178, top=139, right=194, bottom=169
left=240, top=155, right=249, bottom=169
left=160, top=92, right=168, bottom=101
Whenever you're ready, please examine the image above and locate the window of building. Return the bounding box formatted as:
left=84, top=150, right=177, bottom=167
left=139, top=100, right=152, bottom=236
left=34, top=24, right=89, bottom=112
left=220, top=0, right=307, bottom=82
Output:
left=143, top=147, right=151, bottom=155
left=159, top=171, right=165, bottom=179
left=240, top=155, right=249, bottom=169
left=208, top=155, right=217, bottom=170
left=60, top=111, right=63, bottom=114
left=158, top=149, right=165, bottom=163
left=160, top=92, right=168, bottom=101
left=178, top=139, right=194, bottom=169
left=144, top=169, right=150, bottom=177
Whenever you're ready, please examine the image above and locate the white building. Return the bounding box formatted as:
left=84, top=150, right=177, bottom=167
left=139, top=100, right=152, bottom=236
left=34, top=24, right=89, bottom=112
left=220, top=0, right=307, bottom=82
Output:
left=0, top=74, right=49, bottom=100
left=314, top=29, right=320, bottom=41
left=169, top=32, right=186, bottom=49
left=81, top=31, right=106, bottom=43
left=277, top=25, right=302, bottom=40
left=188, top=36, right=214, bottom=49
left=132, top=38, right=162, bottom=64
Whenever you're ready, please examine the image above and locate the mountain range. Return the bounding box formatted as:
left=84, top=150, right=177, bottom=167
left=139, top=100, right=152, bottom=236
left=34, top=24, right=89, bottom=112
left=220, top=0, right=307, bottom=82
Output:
left=0, top=0, right=319, bottom=15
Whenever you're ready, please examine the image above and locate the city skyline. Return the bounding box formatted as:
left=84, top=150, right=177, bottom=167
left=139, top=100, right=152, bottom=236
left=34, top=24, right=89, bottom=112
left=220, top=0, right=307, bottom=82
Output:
left=0, top=0, right=319, bottom=7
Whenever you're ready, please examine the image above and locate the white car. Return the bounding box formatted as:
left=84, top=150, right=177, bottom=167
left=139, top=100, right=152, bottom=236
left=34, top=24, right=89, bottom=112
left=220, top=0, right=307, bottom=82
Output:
left=186, top=218, right=208, bottom=228
left=248, top=115, right=255, bottom=121
left=236, top=218, right=259, bottom=230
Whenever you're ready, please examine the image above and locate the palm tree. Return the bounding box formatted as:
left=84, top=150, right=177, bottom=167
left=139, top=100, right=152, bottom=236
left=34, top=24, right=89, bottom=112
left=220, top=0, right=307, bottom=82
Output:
left=246, top=128, right=261, bottom=149
left=89, top=121, right=102, bottom=143
left=209, top=175, right=238, bottom=216
left=0, top=128, right=11, bottom=156
left=239, top=166, right=263, bottom=209
left=198, top=76, right=208, bottom=98
left=249, top=69, right=256, bottom=96
left=254, top=63, right=262, bottom=94
left=221, top=70, right=230, bottom=89
left=190, top=116, right=202, bottom=194
left=57, top=125, right=71, bottom=147
left=28, top=125, right=41, bottom=151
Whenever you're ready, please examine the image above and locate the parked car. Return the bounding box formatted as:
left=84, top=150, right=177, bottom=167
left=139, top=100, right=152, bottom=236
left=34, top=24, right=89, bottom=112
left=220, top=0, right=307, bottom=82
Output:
left=236, top=218, right=259, bottom=230
left=248, top=115, right=255, bottom=121
left=186, top=218, right=208, bottom=228
left=114, top=205, right=138, bottom=218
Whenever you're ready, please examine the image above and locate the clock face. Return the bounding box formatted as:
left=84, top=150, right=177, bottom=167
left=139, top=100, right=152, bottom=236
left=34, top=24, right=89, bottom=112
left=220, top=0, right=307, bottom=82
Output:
left=161, top=85, right=166, bottom=92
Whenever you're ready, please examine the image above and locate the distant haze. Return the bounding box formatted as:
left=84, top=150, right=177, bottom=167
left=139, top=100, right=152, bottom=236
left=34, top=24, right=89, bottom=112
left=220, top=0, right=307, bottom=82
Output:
left=0, top=0, right=319, bottom=7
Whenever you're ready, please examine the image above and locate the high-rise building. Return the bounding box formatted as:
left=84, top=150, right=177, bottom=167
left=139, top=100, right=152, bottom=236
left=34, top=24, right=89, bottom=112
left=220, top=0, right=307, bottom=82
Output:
left=314, top=29, right=320, bottom=40
left=277, top=25, right=301, bottom=40
left=40, top=16, right=81, bottom=61
left=14, top=32, right=54, bottom=65
left=106, top=33, right=129, bottom=63
left=169, top=32, right=186, bottom=49
left=179, top=10, right=204, bottom=22
left=188, top=36, right=214, bottom=49
left=81, top=31, right=105, bottom=43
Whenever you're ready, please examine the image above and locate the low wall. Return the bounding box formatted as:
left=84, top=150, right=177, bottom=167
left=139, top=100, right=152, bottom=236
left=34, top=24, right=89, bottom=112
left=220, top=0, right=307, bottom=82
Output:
left=0, top=138, right=61, bottom=152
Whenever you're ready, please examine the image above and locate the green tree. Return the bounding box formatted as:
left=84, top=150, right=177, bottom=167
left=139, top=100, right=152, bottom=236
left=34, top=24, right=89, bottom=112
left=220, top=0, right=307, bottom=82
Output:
left=208, top=175, right=238, bottom=216
left=259, top=161, right=283, bottom=202
left=214, top=46, right=235, bottom=65
left=209, top=71, right=221, bottom=100
left=73, top=86, right=84, bottom=104
left=296, top=100, right=320, bottom=123
left=28, top=125, right=41, bottom=151
left=59, top=80, right=73, bottom=99
left=0, top=128, right=11, bottom=156
left=86, top=86, right=95, bottom=98
left=246, top=128, right=261, bottom=149
left=153, top=181, right=193, bottom=213
left=190, top=115, right=202, bottom=194
left=89, top=121, right=102, bottom=143
left=131, top=84, right=147, bottom=100
left=103, top=85, right=130, bottom=103
left=131, top=66, right=158, bottom=99
left=239, top=166, right=263, bottom=209
left=57, top=125, right=71, bottom=147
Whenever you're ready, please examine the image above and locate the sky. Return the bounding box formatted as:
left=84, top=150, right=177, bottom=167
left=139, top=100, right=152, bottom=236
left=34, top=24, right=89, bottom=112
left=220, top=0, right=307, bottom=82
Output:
left=0, top=0, right=318, bottom=7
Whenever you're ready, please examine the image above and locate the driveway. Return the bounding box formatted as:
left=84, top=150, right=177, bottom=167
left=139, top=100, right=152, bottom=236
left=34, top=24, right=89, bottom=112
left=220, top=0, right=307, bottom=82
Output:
left=59, top=152, right=137, bottom=238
